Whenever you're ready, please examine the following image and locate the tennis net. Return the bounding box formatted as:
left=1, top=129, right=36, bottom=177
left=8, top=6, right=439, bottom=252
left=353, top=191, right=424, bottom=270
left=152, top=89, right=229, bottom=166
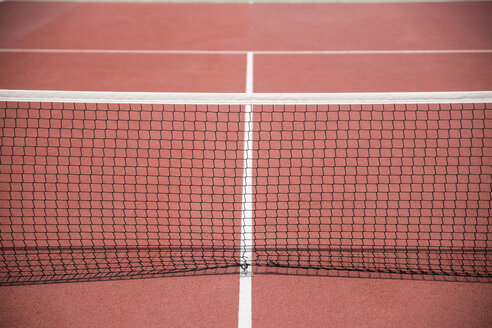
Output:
left=0, top=90, right=491, bottom=285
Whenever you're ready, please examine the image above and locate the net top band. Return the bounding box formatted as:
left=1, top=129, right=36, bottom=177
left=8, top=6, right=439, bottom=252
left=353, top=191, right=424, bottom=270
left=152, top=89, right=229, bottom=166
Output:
left=1, top=89, right=492, bottom=105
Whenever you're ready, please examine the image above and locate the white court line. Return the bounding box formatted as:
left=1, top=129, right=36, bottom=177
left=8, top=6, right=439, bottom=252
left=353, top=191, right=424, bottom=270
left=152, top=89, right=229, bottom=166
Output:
left=1, top=48, right=491, bottom=55
left=238, top=52, right=254, bottom=328
left=3, top=0, right=491, bottom=2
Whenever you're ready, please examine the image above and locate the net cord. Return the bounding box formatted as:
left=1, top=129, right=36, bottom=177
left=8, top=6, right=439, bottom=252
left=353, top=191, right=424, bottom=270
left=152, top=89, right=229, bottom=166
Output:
left=1, top=90, right=492, bottom=105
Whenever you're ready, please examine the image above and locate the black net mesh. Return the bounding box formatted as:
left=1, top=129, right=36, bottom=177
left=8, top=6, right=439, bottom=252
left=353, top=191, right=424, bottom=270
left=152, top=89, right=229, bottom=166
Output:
left=253, top=103, right=491, bottom=281
left=0, top=100, right=491, bottom=285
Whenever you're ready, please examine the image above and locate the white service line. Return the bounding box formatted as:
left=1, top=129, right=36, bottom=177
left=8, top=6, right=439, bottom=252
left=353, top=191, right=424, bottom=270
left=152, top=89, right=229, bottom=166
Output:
left=254, top=49, right=492, bottom=55
left=0, top=48, right=246, bottom=55
left=1, top=48, right=491, bottom=55
left=238, top=52, right=254, bottom=328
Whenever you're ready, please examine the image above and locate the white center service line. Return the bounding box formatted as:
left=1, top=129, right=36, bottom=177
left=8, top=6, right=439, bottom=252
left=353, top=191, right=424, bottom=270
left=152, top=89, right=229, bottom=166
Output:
left=238, top=52, right=254, bottom=328
left=1, top=48, right=491, bottom=55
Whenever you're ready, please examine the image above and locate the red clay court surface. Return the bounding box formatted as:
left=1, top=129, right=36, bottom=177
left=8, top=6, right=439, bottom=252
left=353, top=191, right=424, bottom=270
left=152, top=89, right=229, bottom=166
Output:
left=0, top=1, right=491, bottom=327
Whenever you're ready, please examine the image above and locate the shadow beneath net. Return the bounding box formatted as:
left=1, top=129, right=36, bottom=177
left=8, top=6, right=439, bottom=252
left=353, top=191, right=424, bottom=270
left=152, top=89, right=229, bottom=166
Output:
left=2, top=265, right=490, bottom=286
